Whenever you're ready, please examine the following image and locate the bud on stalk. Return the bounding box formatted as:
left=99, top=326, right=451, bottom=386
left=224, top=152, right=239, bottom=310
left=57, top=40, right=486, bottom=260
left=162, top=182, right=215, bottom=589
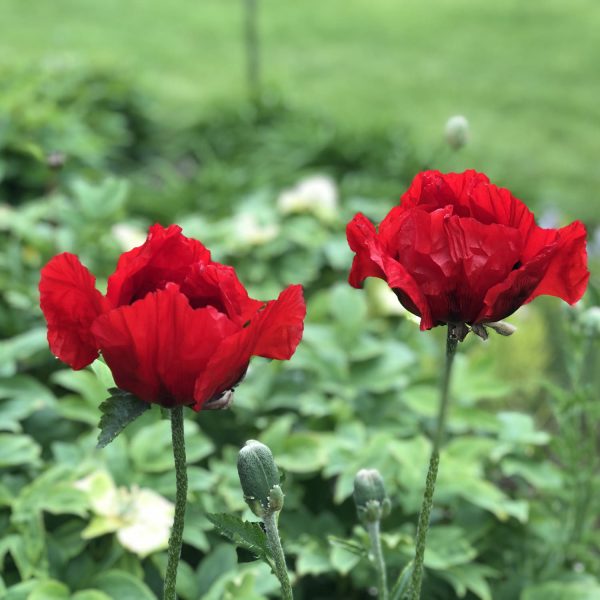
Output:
left=353, top=468, right=391, bottom=524
left=237, top=440, right=283, bottom=517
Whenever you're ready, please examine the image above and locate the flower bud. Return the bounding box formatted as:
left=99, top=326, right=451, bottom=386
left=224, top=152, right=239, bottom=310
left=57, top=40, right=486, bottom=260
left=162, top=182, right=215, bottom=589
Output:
left=445, top=115, right=469, bottom=150
left=486, top=321, right=517, bottom=336
left=353, top=469, right=391, bottom=523
left=237, top=440, right=283, bottom=517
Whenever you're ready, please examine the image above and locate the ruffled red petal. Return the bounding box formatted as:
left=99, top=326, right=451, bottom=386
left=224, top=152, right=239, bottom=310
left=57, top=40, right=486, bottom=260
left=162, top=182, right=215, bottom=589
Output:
left=192, top=285, right=306, bottom=410
left=106, top=224, right=211, bottom=306
left=399, top=170, right=536, bottom=233
left=181, top=262, right=263, bottom=326
left=524, top=220, right=589, bottom=305
left=347, top=213, right=434, bottom=329
left=39, top=253, right=107, bottom=370
left=91, top=285, right=237, bottom=406
left=476, top=220, right=588, bottom=322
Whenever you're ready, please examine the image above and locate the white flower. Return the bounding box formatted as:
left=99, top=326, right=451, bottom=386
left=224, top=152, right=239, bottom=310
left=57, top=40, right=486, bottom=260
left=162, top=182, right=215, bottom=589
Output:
left=234, top=213, right=279, bottom=246
left=277, top=175, right=338, bottom=221
left=75, top=470, right=174, bottom=558
left=112, top=223, right=147, bottom=251
left=445, top=115, right=469, bottom=150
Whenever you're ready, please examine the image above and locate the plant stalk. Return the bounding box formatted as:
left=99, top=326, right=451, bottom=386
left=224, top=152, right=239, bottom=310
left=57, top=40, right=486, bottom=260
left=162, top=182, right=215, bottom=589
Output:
left=244, top=0, right=261, bottom=100
left=164, top=406, right=188, bottom=600
left=367, top=520, right=389, bottom=600
left=408, top=325, right=458, bottom=599
left=263, top=511, right=293, bottom=600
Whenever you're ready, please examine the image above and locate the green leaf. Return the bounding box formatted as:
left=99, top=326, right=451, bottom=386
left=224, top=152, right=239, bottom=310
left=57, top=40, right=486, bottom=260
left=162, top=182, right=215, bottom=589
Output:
left=437, top=563, right=497, bottom=600
left=521, top=578, right=600, bottom=600
left=329, top=540, right=361, bottom=574
left=3, top=579, right=38, bottom=600
left=151, top=554, right=198, bottom=600
left=90, top=570, right=157, bottom=600
left=97, top=388, right=151, bottom=449
left=130, top=419, right=214, bottom=472
left=423, top=526, right=477, bottom=570
left=71, top=591, right=113, bottom=600
left=206, top=513, right=269, bottom=560
left=295, top=540, right=331, bottom=576
left=196, top=543, right=238, bottom=596
left=0, top=433, right=41, bottom=468
left=28, top=580, right=70, bottom=600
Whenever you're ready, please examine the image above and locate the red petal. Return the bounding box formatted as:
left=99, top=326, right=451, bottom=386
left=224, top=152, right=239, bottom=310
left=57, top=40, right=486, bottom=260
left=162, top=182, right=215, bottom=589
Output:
left=181, top=262, right=263, bottom=325
left=91, top=285, right=237, bottom=406
left=399, top=170, right=536, bottom=233
left=193, top=285, right=306, bottom=410
left=347, top=213, right=434, bottom=329
left=442, top=215, right=523, bottom=321
left=476, top=220, right=588, bottom=322
left=106, top=224, right=211, bottom=306
left=347, top=214, right=386, bottom=287
left=39, top=253, right=107, bottom=370
left=525, top=220, right=589, bottom=305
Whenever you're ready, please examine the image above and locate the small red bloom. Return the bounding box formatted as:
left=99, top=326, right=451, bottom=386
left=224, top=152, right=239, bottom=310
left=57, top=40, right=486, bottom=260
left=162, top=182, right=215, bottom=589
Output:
left=40, top=224, right=306, bottom=410
left=347, top=170, right=589, bottom=330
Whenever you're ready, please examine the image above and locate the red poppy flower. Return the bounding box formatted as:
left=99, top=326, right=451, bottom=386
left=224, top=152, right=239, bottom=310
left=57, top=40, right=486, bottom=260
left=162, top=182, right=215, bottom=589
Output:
left=39, top=224, right=306, bottom=410
left=347, top=170, right=589, bottom=331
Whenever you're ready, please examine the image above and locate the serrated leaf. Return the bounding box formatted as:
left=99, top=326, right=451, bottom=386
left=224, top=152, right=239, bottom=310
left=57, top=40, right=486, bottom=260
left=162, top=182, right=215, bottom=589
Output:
left=206, top=513, right=269, bottom=560
left=97, top=388, right=151, bottom=449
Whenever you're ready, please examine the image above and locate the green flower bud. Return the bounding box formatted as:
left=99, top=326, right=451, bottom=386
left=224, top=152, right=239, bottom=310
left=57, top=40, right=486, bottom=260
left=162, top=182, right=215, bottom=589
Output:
left=353, top=469, right=391, bottom=523
left=237, top=440, right=282, bottom=517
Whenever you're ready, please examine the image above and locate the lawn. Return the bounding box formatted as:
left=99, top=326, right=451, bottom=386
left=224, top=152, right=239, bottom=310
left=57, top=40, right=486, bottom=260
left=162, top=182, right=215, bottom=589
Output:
left=1, top=0, right=599, bottom=220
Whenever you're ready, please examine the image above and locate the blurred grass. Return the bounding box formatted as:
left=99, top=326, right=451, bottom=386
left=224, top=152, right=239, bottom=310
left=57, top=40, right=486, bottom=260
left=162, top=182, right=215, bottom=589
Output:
left=1, top=0, right=599, bottom=220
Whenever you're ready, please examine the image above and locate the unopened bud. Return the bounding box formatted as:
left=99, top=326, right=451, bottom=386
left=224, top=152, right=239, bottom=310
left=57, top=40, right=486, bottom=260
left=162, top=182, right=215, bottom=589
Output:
left=353, top=469, right=391, bottom=523
left=445, top=115, right=469, bottom=150
left=237, top=440, right=283, bottom=517
left=486, top=321, right=517, bottom=336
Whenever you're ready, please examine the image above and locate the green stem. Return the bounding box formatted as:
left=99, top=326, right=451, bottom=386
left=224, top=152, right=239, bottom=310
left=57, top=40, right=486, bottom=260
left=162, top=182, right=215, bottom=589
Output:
left=263, top=512, right=293, bottom=600
left=367, top=520, right=389, bottom=600
left=244, top=0, right=260, bottom=101
left=408, top=325, right=458, bottom=600
left=164, top=406, right=188, bottom=600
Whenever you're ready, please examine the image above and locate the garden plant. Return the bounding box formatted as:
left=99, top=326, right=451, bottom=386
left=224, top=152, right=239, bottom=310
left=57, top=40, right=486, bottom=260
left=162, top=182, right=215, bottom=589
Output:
left=1, top=4, right=600, bottom=597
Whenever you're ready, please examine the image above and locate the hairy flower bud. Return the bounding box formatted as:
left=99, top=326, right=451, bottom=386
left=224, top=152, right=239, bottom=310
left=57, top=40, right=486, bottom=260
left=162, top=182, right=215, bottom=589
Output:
left=445, top=115, right=469, bottom=150
left=237, top=440, right=283, bottom=517
left=486, top=321, right=517, bottom=336
left=353, top=469, right=391, bottom=523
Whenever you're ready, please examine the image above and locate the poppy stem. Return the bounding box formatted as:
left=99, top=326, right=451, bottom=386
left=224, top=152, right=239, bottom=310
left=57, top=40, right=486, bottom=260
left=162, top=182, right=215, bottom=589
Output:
left=263, top=511, right=294, bottom=600
left=164, top=406, right=188, bottom=600
left=408, top=325, right=458, bottom=600
left=366, top=519, right=389, bottom=600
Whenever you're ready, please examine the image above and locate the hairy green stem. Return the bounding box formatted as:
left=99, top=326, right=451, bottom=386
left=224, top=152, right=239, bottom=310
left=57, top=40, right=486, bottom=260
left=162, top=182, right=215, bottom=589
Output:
left=367, top=520, right=389, bottom=600
left=408, top=325, right=458, bottom=600
left=263, top=512, right=293, bottom=600
left=164, top=406, right=188, bottom=600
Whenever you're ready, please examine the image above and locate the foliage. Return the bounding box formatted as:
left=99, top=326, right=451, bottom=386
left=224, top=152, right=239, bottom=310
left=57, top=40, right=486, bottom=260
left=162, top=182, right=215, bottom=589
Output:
left=1, top=64, right=599, bottom=599
left=0, top=63, right=154, bottom=205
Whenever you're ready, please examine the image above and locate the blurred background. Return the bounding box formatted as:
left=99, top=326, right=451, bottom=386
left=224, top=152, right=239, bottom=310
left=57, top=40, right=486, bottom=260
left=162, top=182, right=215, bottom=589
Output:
left=0, top=1, right=599, bottom=599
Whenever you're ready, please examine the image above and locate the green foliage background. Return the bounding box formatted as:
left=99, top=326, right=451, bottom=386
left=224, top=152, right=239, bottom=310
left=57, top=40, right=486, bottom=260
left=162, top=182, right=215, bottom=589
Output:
left=1, top=2, right=600, bottom=598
